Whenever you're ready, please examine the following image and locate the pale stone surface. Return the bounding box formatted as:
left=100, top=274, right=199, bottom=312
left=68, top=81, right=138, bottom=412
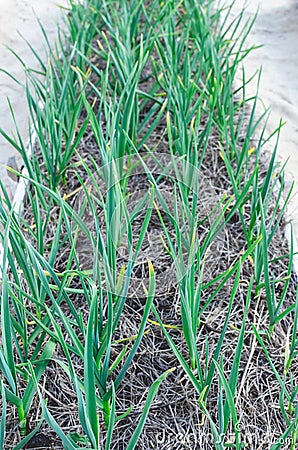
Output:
left=231, top=0, right=298, bottom=240
left=0, top=0, right=68, bottom=198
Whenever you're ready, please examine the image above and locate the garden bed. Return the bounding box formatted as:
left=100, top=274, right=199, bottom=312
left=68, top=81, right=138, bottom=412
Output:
left=0, top=1, right=298, bottom=449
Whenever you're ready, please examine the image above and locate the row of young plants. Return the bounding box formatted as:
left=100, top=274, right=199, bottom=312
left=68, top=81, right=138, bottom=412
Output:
left=0, top=0, right=297, bottom=448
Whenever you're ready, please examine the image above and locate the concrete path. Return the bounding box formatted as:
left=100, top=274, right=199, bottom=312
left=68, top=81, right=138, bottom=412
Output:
left=231, top=0, right=298, bottom=239
left=0, top=0, right=67, bottom=197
